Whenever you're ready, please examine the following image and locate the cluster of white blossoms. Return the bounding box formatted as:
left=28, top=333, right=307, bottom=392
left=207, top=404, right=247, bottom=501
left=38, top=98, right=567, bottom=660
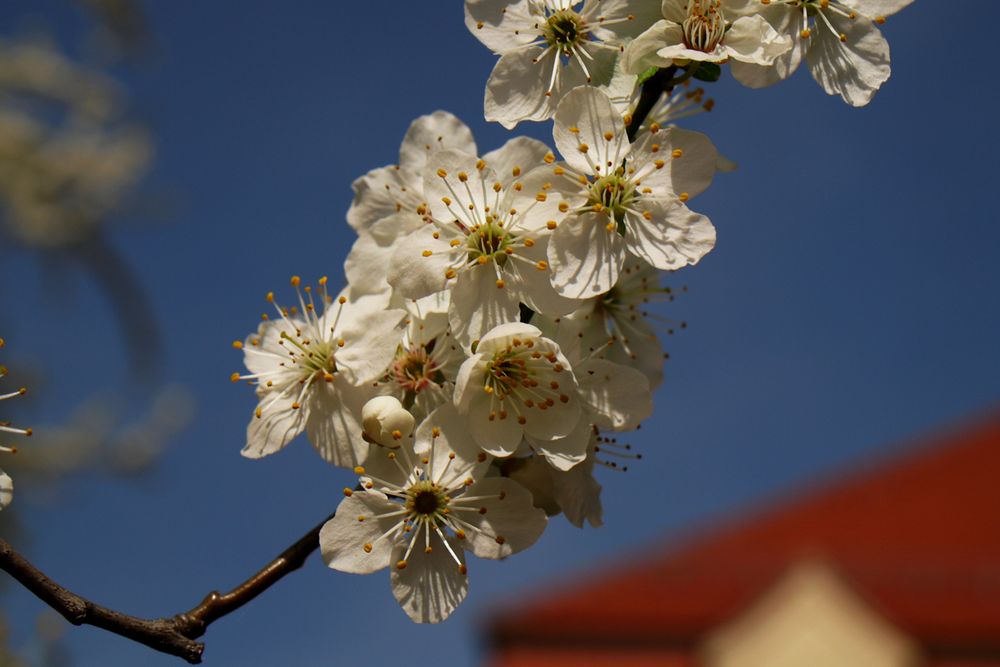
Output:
left=233, top=0, right=913, bottom=623
left=1, top=338, right=31, bottom=511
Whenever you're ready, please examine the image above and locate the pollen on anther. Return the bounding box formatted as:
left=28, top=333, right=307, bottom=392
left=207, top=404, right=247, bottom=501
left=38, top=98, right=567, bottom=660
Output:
left=603, top=131, right=614, bottom=141
left=458, top=172, right=469, bottom=182
left=422, top=250, right=433, bottom=257
left=496, top=279, right=505, bottom=289
left=232, top=340, right=244, bottom=350
left=343, top=487, right=353, bottom=497
left=230, top=372, right=240, bottom=382
left=547, top=221, right=558, bottom=230
left=437, top=168, right=448, bottom=178
left=536, top=261, right=548, bottom=271
left=290, top=275, right=301, bottom=287
left=543, top=152, right=555, bottom=164
left=354, top=466, right=366, bottom=475
left=357, top=515, right=366, bottom=522
left=396, top=560, right=408, bottom=570
left=495, top=535, right=506, bottom=545
left=459, top=564, right=468, bottom=575
left=578, top=143, right=589, bottom=153
left=432, top=427, right=441, bottom=437
left=800, top=28, right=811, bottom=38
left=363, top=543, right=373, bottom=553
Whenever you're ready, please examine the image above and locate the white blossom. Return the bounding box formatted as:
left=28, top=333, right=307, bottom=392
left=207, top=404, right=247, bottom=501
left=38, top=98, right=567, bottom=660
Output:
left=622, top=0, right=791, bottom=74
left=345, top=112, right=476, bottom=299
left=387, top=146, right=581, bottom=348
left=371, top=308, right=464, bottom=425
left=542, top=260, right=676, bottom=387
left=729, top=0, right=913, bottom=106
left=465, top=0, right=661, bottom=128
left=454, top=322, right=587, bottom=470
left=320, top=404, right=547, bottom=623
left=233, top=278, right=405, bottom=469
left=0, top=338, right=31, bottom=511
left=544, top=86, right=716, bottom=298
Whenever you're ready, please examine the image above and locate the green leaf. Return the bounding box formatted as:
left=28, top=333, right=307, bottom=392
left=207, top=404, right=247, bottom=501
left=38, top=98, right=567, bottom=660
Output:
left=637, top=66, right=660, bottom=85
left=692, top=62, right=721, bottom=82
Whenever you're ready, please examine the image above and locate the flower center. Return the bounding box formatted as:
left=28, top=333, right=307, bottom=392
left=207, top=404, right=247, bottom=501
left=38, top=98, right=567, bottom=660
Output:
left=405, top=480, right=448, bottom=524
left=282, top=331, right=337, bottom=380
left=392, top=343, right=443, bottom=394
left=543, top=9, right=589, bottom=55
left=485, top=351, right=532, bottom=398
left=466, top=220, right=514, bottom=266
left=682, top=0, right=726, bottom=52
left=588, top=173, right=636, bottom=222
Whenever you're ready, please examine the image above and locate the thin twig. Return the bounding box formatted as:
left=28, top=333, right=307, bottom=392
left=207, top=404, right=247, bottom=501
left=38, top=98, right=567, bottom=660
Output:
left=626, top=65, right=679, bottom=142
left=0, top=511, right=335, bottom=663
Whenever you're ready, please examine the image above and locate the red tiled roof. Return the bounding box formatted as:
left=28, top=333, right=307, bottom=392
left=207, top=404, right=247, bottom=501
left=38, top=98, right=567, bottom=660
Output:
left=490, top=410, right=1000, bottom=657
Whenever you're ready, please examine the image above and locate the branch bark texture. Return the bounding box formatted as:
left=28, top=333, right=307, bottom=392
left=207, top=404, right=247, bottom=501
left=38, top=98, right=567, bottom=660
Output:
left=0, top=511, right=334, bottom=663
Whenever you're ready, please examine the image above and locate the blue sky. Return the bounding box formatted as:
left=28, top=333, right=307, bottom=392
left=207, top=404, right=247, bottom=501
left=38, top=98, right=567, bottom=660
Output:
left=2, top=2, right=999, bottom=666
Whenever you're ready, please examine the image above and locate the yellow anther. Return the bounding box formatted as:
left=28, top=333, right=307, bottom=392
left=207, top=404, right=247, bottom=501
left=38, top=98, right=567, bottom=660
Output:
left=603, top=131, right=614, bottom=141
left=476, top=159, right=486, bottom=170
left=445, top=269, right=457, bottom=279
left=363, top=543, right=373, bottom=553
left=437, top=168, right=448, bottom=178
left=536, top=192, right=547, bottom=202
left=422, top=250, right=433, bottom=257
left=536, top=260, right=548, bottom=271
left=512, top=166, right=521, bottom=177
left=431, top=427, right=441, bottom=437
left=354, top=466, right=366, bottom=475
left=230, top=372, right=240, bottom=382
left=671, top=148, right=684, bottom=158
left=800, top=28, right=811, bottom=38
left=343, top=487, right=353, bottom=497
left=441, top=196, right=452, bottom=206
left=546, top=220, right=558, bottom=230
left=493, top=182, right=502, bottom=192
left=544, top=152, right=555, bottom=164
left=290, top=275, right=301, bottom=287
left=642, top=210, right=653, bottom=221
left=679, top=192, right=690, bottom=202
left=477, top=256, right=488, bottom=265
left=553, top=166, right=565, bottom=176
left=232, top=340, right=244, bottom=350
left=578, top=143, right=589, bottom=153
left=650, top=122, right=661, bottom=134
left=569, top=126, right=580, bottom=134
left=396, top=560, right=407, bottom=570
left=337, top=338, right=346, bottom=347
left=458, top=171, right=469, bottom=182
left=654, top=159, right=665, bottom=169
left=875, top=15, right=885, bottom=24
left=523, top=237, right=535, bottom=247
left=496, top=279, right=505, bottom=289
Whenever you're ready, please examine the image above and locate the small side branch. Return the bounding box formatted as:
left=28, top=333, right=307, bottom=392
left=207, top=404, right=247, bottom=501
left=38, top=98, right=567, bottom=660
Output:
left=0, top=511, right=334, bottom=663
left=626, top=66, right=679, bottom=142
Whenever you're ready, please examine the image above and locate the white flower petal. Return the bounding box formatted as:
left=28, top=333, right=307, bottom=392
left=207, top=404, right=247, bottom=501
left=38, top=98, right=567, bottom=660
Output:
left=527, top=417, right=590, bottom=471
left=455, top=477, right=547, bottom=559
left=514, top=238, right=584, bottom=316
left=723, top=15, right=792, bottom=66
left=576, top=358, right=652, bottom=430
left=414, top=403, right=490, bottom=488
left=553, top=86, right=629, bottom=175
left=387, top=225, right=455, bottom=301
left=548, top=211, right=626, bottom=298
left=623, top=200, right=716, bottom=271
left=839, top=0, right=913, bottom=19
left=652, top=126, right=718, bottom=200
left=243, top=392, right=307, bottom=459
left=552, top=452, right=603, bottom=528
left=320, top=492, right=400, bottom=574
left=0, top=469, right=12, bottom=510
left=468, top=391, right=524, bottom=457
left=346, top=214, right=426, bottom=298
left=448, top=265, right=521, bottom=350
left=391, top=530, right=468, bottom=624
left=806, top=11, right=891, bottom=107
left=305, top=381, right=370, bottom=468
left=336, top=309, right=407, bottom=385
left=399, top=111, right=477, bottom=173
left=465, top=0, right=539, bottom=53
left=482, top=136, right=553, bottom=188
left=346, top=165, right=423, bottom=232
left=621, top=20, right=681, bottom=74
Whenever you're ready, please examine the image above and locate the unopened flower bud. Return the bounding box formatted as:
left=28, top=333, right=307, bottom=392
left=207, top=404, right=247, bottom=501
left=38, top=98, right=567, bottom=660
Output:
left=362, top=396, right=414, bottom=446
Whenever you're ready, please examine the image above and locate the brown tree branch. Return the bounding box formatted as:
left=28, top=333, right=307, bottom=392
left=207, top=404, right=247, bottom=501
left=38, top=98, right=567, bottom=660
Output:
left=0, top=511, right=335, bottom=663
left=625, top=65, right=679, bottom=142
